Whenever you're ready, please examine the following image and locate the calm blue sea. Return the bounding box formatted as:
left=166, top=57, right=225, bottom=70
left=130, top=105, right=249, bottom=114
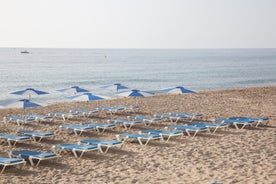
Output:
left=0, top=48, right=275, bottom=103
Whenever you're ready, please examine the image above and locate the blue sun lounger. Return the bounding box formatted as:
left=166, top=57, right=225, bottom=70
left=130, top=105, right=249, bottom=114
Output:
left=70, top=109, right=100, bottom=118
left=0, top=134, right=31, bottom=147
left=127, top=116, right=162, bottom=126
left=10, top=150, right=58, bottom=166
left=154, top=114, right=187, bottom=124
left=188, top=122, right=228, bottom=133
left=16, top=130, right=54, bottom=142
left=0, top=157, right=26, bottom=174
left=80, top=139, right=123, bottom=153
left=53, top=143, right=99, bottom=158
left=59, top=124, right=96, bottom=135
left=167, top=125, right=210, bottom=137
left=82, top=122, right=116, bottom=133
left=155, top=113, right=202, bottom=124
left=140, top=129, right=183, bottom=142
left=171, top=112, right=203, bottom=121
left=215, top=118, right=255, bottom=129
left=3, top=116, right=35, bottom=126
left=228, top=117, right=270, bottom=127
left=116, top=133, right=161, bottom=145
left=100, top=106, right=126, bottom=115
left=108, top=119, right=143, bottom=129
left=28, top=114, right=53, bottom=123
left=116, top=105, right=140, bottom=113
left=50, top=112, right=78, bottom=121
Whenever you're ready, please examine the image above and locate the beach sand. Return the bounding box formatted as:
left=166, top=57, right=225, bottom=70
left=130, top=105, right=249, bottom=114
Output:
left=0, top=86, right=275, bottom=184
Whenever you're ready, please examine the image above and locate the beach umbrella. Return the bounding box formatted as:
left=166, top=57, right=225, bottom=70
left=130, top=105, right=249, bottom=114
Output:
left=116, top=89, right=154, bottom=97
left=57, top=86, right=90, bottom=95
left=10, top=88, right=49, bottom=99
left=0, top=99, right=42, bottom=109
left=67, top=92, right=105, bottom=101
left=0, top=99, right=43, bottom=115
left=160, top=86, right=195, bottom=94
left=101, top=83, right=129, bottom=92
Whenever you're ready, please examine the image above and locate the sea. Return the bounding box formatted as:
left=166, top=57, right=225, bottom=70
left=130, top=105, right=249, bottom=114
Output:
left=0, top=48, right=275, bottom=104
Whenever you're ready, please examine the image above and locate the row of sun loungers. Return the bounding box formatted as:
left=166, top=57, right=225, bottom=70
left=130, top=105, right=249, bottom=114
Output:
left=0, top=106, right=270, bottom=174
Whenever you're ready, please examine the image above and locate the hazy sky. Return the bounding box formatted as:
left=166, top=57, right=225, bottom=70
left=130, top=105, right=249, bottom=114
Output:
left=0, top=0, right=275, bottom=48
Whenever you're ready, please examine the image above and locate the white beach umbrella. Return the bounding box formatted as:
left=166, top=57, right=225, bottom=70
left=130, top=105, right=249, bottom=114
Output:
left=101, top=83, right=129, bottom=92
left=116, top=89, right=154, bottom=97
left=10, top=88, right=49, bottom=99
left=160, top=86, right=195, bottom=94
left=57, top=86, right=90, bottom=95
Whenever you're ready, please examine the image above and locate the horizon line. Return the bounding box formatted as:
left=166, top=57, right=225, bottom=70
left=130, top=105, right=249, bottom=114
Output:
left=1, top=47, right=276, bottom=50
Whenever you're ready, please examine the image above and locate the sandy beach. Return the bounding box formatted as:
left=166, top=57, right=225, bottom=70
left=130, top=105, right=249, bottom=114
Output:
left=0, top=86, right=275, bottom=184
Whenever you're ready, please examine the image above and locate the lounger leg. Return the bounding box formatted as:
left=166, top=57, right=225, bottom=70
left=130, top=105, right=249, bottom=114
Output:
left=234, top=123, right=239, bottom=129
left=21, top=161, right=26, bottom=170
left=212, top=127, right=218, bottom=134
left=193, top=130, right=198, bottom=137
left=185, top=130, right=191, bottom=136
left=79, top=151, right=85, bottom=158
left=138, top=138, right=150, bottom=145
left=29, top=157, right=35, bottom=166
left=0, top=166, right=6, bottom=174
left=165, top=135, right=171, bottom=142
left=99, top=145, right=109, bottom=154
left=159, top=135, right=165, bottom=142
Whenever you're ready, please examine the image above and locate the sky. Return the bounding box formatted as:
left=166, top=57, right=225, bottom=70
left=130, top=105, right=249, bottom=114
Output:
left=0, top=0, right=275, bottom=48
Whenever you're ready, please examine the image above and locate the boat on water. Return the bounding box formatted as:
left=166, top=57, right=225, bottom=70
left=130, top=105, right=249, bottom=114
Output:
left=21, top=50, right=30, bottom=54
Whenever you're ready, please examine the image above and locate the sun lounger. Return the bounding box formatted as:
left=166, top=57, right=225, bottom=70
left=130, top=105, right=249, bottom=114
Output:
left=53, top=143, right=99, bottom=158
left=16, top=130, right=54, bottom=142
left=10, top=150, right=58, bottom=166
left=167, top=125, right=210, bottom=137
left=59, top=124, right=96, bottom=135
left=188, top=122, right=228, bottom=133
left=0, top=134, right=31, bottom=147
left=117, top=105, right=140, bottom=113
left=3, top=116, right=35, bottom=126
left=100, top=106, right=126, bottom=115
left=140, top=129, right=183, bottom=142
left=82, top=122, right=116, bottom=133
left=70, top=109, right=100, bottom=118
left=229, top=117, right=270, bottom=127
left=80, top=139, right=123, bottom=153
left=215, top=118, right=255, bottom=129
left=155, top=113, right=202, bottom=124
left=116, top=133, right=161, bottom=145
left=108, top=119, right=143, bottom=129
left=154, top=114, right=184, bottom=124
left=127, top=116, right=162, bottom=126
left=28, top=114, right=53, bottom=123
left=170, top=112, right=203, bottom=122
left=0, top=157, right=26, bottom=174
left=50, top=112, right=78, bottom=121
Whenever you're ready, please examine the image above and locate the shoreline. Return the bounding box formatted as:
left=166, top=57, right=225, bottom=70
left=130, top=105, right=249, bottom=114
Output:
left=0, top=86, right=275, bottom=183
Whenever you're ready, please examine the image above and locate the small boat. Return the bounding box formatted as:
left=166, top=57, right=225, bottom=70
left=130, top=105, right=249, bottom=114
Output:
left=21, top=50, right=30, bottom=54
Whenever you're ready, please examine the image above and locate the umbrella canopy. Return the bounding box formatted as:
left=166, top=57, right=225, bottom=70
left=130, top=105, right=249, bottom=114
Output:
left=116, top=89, right=154, bottom=97
left=101, top=83, right=129, bottom=92
left=10, top=88, right=49, bottom=99
left=67, top=92, right=105, bottom=101
left=160, top=86, right=195, bottom=94
left=0, top=99, right=42, bottom=109
left=57, top=86, right=90, bottom=95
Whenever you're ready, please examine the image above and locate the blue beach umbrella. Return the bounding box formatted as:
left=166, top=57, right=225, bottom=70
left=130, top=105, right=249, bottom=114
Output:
left=101, top=83, right=129, bottom=92
left=0, top=99, right=42, bottom=109
left=116, top=89, right=154, bottom=97
left=10, top=88, right=49, bottom=99
left=160, top=86, right=196, bottom=94
left=67, top=92, right=105, bottom=101
left=57, top=86, right=90, bottom=95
